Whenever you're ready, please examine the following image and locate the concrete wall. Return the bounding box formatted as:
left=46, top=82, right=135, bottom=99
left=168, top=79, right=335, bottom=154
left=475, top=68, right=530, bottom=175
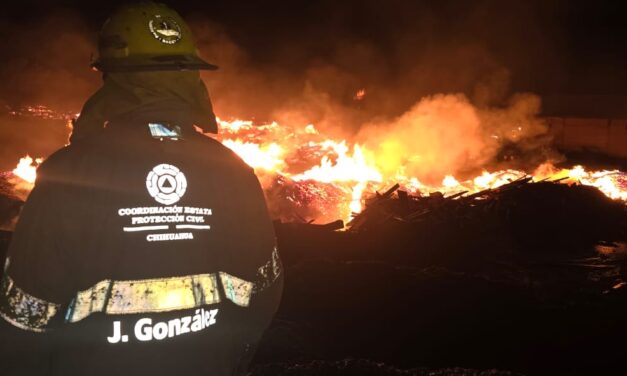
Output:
left=545, top=117, right=627, bottom=159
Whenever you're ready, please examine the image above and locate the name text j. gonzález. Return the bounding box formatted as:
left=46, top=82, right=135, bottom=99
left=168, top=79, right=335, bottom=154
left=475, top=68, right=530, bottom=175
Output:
left=107, top=308, right=218, bottom=344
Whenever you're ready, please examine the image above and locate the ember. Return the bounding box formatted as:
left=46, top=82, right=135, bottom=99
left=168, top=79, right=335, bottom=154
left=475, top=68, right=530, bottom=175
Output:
left=6, top=104, right=78, bottom=122
left=353, top=89, right=366, bottom=101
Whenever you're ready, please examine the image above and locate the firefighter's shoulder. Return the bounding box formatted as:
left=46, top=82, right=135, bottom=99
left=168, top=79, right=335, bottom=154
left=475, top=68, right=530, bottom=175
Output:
left=33, top=137, right=99, bottom=185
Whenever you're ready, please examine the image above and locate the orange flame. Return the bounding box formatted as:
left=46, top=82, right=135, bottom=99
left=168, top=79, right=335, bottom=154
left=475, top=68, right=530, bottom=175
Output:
left=222, top=140, right=285, bottom=171
left=12, top=156, right=42, bottom=184
left=9, top=117, right=627, bottom=223
left=533, top=163, right=627, bottom=201
left=214, top=118, right=626, bottom=222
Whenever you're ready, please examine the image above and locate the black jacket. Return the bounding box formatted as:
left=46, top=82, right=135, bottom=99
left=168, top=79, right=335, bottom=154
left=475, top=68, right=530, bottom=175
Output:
left=0, top=123, right=282, bottom=375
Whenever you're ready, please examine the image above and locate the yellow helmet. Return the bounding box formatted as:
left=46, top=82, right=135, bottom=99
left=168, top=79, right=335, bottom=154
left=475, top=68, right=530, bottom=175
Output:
left=92, top=2, right=217, bottom=72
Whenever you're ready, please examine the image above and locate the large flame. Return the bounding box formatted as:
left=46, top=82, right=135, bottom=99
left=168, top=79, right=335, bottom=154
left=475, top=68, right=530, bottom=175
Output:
left=8, top=115, right=626, bottom=223
left=214, top=117, right=626, bottom=221
left=12, top=156, right=42, bottom=184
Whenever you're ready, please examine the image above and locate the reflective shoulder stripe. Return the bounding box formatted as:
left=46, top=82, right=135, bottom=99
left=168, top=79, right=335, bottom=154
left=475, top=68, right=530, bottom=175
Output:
left=220, top=247, right=283, bottom=307
left=219, top=272, right=254, bottom=307
left=253, top=247, right=282, bottom=294
left=0, top=275, right=61, bottom=332
left=66, top=273, right=220, bottom=323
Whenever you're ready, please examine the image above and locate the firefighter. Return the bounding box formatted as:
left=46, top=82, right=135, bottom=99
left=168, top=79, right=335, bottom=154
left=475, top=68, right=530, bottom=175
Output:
left=0, top=2, right=282, bottom=375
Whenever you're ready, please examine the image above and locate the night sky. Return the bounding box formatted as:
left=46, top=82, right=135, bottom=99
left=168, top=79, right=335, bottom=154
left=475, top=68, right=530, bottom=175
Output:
left=2, top=0, right=626, bottom=94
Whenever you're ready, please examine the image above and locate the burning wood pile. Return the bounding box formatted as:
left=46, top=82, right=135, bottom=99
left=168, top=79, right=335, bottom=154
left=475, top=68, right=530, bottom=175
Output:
left=347, top=176, right=625, bottom=239
left=215, top=116, right=627, bottom=226
left=276, top=173, right=626, bottom=275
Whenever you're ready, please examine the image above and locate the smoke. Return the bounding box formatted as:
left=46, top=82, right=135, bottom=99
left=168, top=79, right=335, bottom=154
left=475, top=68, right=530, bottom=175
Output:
left=0, top=9, right=99, bottom=170
left=185, top=0, right=556, bottom=161
left=187, top=13, right=552, bottom=182
left=0, top=114, right=70, bottom=171
left=0, top=2, right=558, bottom=174
left=0, top=10, right=99, bottom=111
left=192, top=21, right=518, bottom=136
left=356, top=93, right=549, bottom=184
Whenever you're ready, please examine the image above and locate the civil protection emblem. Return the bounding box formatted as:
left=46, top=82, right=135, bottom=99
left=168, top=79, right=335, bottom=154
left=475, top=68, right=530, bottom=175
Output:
left=148, top=15, right=182, bottom=45
left=146, top=164, right=187, bottom=205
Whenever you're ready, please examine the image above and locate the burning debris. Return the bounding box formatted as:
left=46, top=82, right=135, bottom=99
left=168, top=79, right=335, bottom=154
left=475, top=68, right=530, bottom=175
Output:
left=213, top=113, right=625, bottom=225
left=263, top=175, right=351, bottom=224
left=5, top=105, right=78, bottom=122
left=3, top=113, right=626, bottom=226
left=347, top=176, right=626, bottom=235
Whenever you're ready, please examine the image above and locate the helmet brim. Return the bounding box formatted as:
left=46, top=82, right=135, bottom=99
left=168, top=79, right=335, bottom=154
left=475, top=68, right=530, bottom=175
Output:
left=93, top=54, right=218, bottom=72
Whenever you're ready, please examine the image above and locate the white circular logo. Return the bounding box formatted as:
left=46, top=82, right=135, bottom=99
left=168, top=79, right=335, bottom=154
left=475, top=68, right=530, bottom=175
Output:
left=148, top=15, right=182, bottom=45
left=146, top=164, right=187, bottom=205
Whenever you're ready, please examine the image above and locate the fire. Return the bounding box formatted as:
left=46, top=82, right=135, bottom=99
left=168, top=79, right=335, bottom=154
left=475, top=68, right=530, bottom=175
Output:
left=7, top=116, right=627, bottom=224
left=442, top=175, right=460, bottom=189
left=291, top=142, right=381, bottom=214
left=292, top=142, right=381, bottom=184
left=12, top=156, right=42, bottom=184
left=221, top=140, right=285, bottom=171
left=8, top=105, right=78, bottom=121
left=213, top=118, right=626, bottom=222
left=215, top=118, right=384, bottom=217
left=532, top=163, right=627, bottom=201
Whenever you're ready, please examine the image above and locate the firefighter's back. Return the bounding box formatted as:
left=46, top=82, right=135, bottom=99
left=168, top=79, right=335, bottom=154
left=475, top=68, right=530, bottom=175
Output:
left=1, top=125, right=282, bottom=375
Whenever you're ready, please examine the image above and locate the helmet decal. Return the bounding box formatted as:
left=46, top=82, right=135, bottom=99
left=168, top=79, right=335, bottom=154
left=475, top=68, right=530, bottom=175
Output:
left=146, top=164, right=187, bottom=205
left=148, top=15, right=182, bottom=45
